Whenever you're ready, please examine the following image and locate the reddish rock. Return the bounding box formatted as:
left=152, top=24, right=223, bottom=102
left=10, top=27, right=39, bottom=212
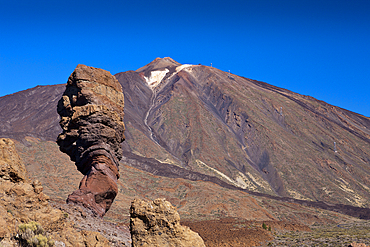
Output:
left=67, top=155, right=119, bottom=217
left=57, top=64, right=125, bottom=217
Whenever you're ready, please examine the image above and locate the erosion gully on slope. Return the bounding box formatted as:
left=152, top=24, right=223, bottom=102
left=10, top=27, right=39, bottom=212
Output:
left=144, top=88, right=160, bottom=146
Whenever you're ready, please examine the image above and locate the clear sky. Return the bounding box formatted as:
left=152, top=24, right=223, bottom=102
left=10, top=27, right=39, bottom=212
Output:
left=1, top=0, right=369, bottom=117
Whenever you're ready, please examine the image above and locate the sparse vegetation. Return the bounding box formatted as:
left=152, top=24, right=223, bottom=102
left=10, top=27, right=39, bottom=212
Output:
left=18, top=221, right=54, bottom=247
left=267, top=221, right=370, bottom=246
left=63, top=212, right=68, bottom=219
left=262, top=222, right=272, bottom=231
left=262, top=222, right=267, bottom=230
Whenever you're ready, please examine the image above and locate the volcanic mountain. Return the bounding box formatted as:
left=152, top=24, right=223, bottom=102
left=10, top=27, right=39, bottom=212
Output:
left=1, top=57, right=370, bottom=222
left=118, top=57, right=370, bottom=206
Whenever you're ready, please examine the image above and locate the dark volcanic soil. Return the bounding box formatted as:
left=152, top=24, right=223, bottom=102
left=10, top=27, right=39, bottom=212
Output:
left=182, top=218, right=311, bottom=247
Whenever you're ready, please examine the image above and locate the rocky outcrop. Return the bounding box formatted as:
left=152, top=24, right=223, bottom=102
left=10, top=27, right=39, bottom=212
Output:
left=0, top=138, right=129, bottom=246
left=0, top=138, right=28, bottom=183
left=0, top=138, right=60, bottom=240
left=130, top=198, right=205, bottom=247
left=57, top=64, right=125, bottom=217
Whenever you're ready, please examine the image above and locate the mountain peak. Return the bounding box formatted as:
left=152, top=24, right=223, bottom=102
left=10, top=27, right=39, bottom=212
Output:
left=136, top=57, right=181, bottom=73
left=154, top=57, right=180, bottom=64
left=136, top=57, right=195, bottom=89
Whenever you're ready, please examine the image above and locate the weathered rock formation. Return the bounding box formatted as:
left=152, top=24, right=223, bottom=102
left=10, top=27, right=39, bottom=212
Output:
left=57, top=64, right=125, bottom=217
left=0, top=138, right=58, bottom=239
left=0, top=138, right=129, bottom=246
left=0, top=138, right=28, bottom=183
left=130, top=198, right=206, bottom=247
left=0, top=138, right=54, bottom=241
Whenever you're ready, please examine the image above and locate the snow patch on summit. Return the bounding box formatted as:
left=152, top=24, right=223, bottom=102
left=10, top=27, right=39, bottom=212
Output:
left=144, top=69, right=169, bottom=89
left=176, top=64, right=193, bottom=72
left=144, top=64, right=194, bottom=90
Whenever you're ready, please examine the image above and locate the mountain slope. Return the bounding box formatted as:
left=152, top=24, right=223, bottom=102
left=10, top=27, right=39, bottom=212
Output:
left=114, top=58, right=370, bottom=208
left=1, top=58, right=370, bottom=214
left=0, top=85, right=64, bottom=141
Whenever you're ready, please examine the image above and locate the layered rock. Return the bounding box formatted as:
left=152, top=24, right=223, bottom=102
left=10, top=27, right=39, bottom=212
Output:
left=57, top=64, right=125, bottom=217
left=130, top=198, right=205, bottom=247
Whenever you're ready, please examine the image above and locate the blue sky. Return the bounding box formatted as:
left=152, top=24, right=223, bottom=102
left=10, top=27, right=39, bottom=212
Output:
left=1, top=0, right=369, bottom=117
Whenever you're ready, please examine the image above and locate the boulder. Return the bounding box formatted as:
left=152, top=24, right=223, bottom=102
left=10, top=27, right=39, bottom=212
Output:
left=130, top=198, right=205, bottom=247
left=0, top=138, right=28, bottom=182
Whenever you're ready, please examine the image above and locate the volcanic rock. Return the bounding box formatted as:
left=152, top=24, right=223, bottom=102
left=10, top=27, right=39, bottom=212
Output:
left=0, top=138, right=128, bottom=246
left=57, top=64, right=125, bottom=217
left=0, top=139, right=52, bottom=236
left=0, top=138, right=59, bottom=239
left=130, top=198, right=205, bottom=247
left=0, top=138, right=28, bottom=182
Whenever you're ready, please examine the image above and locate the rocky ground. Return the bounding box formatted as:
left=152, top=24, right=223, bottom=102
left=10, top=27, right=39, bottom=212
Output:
left=50, top=202, right=131, bottom=246
left=268, top=221, right=370, bottom=247
left=9, top=136, right=370, bottom=246
left=2, top=136, right=369, bottom=246
left=182, top=218, right=274, bottom=246
left=183, top=218, right=370, bottom=247
left=182, top=218, right=313, bottom=247
left=0, top=138, right=131, bottom=247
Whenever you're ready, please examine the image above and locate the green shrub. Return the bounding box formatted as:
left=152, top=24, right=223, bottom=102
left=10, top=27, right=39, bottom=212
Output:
left=18, top=221, right=54, bottom=247
left=262, top=222, right=267, bottom=230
